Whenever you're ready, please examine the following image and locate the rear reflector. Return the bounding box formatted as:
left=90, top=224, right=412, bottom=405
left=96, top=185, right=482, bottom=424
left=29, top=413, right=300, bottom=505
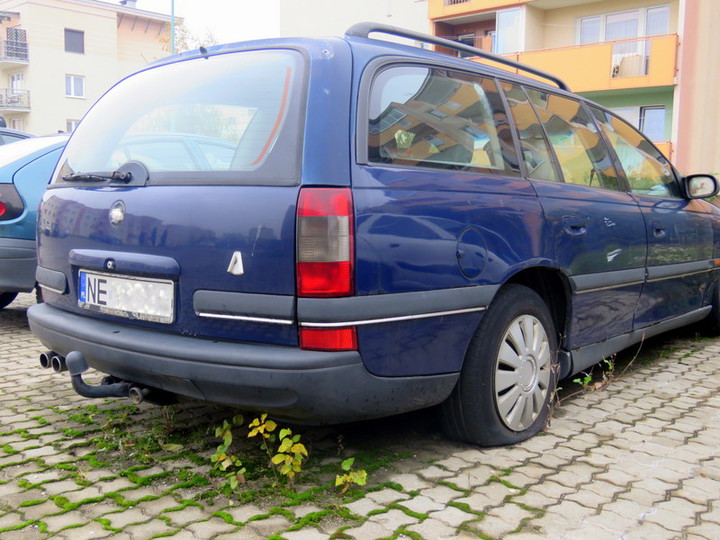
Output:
left=296, top=188, right=354, bottom=297
left=300, top=327, right=357, bottom=351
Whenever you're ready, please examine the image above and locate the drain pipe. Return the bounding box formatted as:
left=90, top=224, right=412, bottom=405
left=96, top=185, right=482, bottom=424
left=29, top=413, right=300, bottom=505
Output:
left=65, top=351, right=132, bottom=399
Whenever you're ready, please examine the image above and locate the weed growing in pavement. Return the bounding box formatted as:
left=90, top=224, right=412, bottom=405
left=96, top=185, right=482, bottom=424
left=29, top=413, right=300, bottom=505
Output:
left=210, top=414, right=247, bottom=490
left=335, top=457, right=367, bottom=493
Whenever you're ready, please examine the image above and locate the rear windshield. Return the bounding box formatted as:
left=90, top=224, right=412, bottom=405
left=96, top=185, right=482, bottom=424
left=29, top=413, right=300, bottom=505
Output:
left=54, top=49, right=304, bottom=185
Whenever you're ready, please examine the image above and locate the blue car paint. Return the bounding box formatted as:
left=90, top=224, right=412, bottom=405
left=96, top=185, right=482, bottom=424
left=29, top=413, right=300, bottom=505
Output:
left=0, top=141, right=67, bottom=238
left=0, top=137, right=67, bottom=295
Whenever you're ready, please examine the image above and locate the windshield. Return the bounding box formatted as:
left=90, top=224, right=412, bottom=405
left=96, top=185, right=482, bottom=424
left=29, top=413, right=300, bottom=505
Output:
left=54, top=49, right=304, bottom=185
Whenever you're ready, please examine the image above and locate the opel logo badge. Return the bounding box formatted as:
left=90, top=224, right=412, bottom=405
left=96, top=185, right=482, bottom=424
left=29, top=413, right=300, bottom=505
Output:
left=109, top=201, right=125, bottom=227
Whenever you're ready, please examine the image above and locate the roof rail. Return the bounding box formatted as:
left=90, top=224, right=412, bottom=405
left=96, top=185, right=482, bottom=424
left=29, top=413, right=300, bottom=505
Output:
left=345, top=22, right=569, bottom=92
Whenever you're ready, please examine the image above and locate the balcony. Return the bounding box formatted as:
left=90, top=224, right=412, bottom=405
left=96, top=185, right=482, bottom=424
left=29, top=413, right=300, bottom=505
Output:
left=0, top=89, right=30, bottom=112
left=493, top=34, right=678, bottom=93
left=430, top=0, right=532, bottom=20
left=0, top=39, right=28, bottom=67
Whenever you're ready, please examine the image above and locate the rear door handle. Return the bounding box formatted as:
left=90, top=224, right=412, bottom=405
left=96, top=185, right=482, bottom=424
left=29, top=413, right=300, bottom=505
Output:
left=562, top=216, right=587, bottom=237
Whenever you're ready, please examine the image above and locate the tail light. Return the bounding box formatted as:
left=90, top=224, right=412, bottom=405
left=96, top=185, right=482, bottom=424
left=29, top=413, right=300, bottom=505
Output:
left=0, top=184, right=24, bottom=221
left=296, top=188, right=356, bottom=351
left=296, top=188, right=354, bottom=297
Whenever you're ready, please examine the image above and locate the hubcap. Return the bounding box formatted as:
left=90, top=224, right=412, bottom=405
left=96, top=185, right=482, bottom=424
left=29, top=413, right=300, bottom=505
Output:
left=494, top=314, right=551, bottom=431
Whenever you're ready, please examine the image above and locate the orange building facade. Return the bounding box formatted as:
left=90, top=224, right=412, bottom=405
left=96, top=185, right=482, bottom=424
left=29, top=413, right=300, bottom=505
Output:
left=429, top=0, right=720, bottom=175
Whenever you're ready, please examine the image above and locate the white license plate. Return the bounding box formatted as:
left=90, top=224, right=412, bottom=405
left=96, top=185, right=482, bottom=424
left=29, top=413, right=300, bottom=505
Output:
left=78, top=270, right=175, bottom=324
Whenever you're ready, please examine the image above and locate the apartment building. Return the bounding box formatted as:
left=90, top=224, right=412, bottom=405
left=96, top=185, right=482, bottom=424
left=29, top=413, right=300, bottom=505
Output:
left=429, top=0, right=719, bottom=174
left=0, top=0, right=171, bottom=135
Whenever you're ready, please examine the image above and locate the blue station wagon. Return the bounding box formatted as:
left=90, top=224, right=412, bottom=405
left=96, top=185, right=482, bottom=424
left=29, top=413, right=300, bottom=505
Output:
left=28, top=24, right=720, bottom=446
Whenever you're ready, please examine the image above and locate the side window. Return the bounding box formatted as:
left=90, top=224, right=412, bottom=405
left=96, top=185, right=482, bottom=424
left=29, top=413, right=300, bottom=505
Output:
left=500, top=82, right=558, bottom=182
left=590, top=107, right=678, bottom=198
left=525, top=89, right=621, bottom=191
left=367, top=66, right=519, bottom=175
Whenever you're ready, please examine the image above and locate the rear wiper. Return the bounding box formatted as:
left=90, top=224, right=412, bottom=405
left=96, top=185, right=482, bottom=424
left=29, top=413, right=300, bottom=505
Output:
left=62, top=170, right=132, bottom=183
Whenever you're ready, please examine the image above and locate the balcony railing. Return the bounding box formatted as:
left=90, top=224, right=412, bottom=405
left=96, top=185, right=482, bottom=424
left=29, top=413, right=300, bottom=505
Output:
left=0, top=89, right=30, bottom=111
left=483, top=34, right=678, bottom=93
left=430, top=0, right=532, bottom=20
left=0, top=40, right=28, bottom=63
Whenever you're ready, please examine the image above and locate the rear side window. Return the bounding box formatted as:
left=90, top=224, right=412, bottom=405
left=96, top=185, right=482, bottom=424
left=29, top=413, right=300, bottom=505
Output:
left=367, top=66, right=519, bottom=175
left=54, top=50, right=304, bottom=185
left=500, top=82, right=559, bottom=182
left=590, top=107, right=678, bottom=198
left=526, top=89, right=621, bottom=191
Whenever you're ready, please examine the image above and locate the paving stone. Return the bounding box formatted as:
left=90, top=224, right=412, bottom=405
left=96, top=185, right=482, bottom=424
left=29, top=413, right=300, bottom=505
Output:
left=123, top=517, right=177, bottom=538
left=365, top=488, right=408, bottom=506
left=282, top=528, right=331, bottom=540
left=222, top=503, right=265, bottom=524
left=387, top=473, right=432, bottom=491
left=182, top=516, right=238, bottom=538
left=405, top=517, right=458, bottom=539
left=428, top=505, right=476, bottom=527
left=344, top=497, right=383, bottom=517
left=245, top=515, right=293, bottom=537
left=368, top=508, right=417, bottom=529
left=397, top=494, right=445, bottom=515
left=341, top=520, right=396, bottom=539
left=100, top=507, right=147, bottom=529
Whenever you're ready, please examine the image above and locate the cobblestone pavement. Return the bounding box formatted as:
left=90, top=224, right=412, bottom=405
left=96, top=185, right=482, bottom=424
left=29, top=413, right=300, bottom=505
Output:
left=2, top=292, right=720, bottom=539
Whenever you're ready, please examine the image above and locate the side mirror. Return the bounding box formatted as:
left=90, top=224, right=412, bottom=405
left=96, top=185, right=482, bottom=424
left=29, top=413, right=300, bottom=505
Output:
left=684, top=174, right=719, bottom=199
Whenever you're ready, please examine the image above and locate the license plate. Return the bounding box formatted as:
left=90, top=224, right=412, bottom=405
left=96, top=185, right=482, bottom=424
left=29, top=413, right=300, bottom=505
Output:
left=78, top=270, right=175, bottom=324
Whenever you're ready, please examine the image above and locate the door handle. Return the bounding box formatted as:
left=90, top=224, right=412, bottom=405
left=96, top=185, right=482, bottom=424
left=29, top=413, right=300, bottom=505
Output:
left=651, top=220, right=666, bottom=239
left=562, top=216, right=587, bottom=237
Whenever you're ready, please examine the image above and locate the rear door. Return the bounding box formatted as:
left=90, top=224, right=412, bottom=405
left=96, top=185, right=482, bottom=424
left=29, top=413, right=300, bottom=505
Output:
left=501, top=83, right=647, bottom=350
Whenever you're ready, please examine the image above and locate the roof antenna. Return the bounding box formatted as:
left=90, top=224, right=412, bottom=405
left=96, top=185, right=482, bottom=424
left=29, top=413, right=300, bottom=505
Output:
left=199, top=46, right=209, bottom=59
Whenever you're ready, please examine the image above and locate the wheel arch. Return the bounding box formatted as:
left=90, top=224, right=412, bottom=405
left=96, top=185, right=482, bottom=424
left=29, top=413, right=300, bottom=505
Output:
left=504, top=267, right=572, bottom=377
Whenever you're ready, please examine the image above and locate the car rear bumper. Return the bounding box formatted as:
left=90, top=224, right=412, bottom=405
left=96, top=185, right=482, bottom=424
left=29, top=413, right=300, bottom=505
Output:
left=0, top=238, right=36, bottom=292
left=27, top=302, right=459, bottom=423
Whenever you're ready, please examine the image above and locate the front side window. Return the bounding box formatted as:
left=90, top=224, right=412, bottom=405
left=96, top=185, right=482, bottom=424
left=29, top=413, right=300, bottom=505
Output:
left=55, top=50, right=303, bottom=184
left=65, top=74, right=85, bottom=98
left=64, top=29, right=84, bottom=54
left=526, top=90, right=620, bottom=191
left=368, top=66, right=518, bottom=175
left=590, top=107, right=677, bottom=198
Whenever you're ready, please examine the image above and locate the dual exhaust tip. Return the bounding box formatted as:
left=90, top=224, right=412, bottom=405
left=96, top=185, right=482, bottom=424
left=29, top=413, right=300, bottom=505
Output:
left=39, top=350, right=149, bottom=404
left=39, top=350, right=67, bottom=373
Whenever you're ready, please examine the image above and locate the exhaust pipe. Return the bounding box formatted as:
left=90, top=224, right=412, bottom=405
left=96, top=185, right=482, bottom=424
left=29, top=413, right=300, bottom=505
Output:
left=128, top=385, right=150, bottom=404
left=65, top=351, right=131, bottom=399
left=51, top=354, right=67, bottom=373
left=39, top=351, right=54, bottom=369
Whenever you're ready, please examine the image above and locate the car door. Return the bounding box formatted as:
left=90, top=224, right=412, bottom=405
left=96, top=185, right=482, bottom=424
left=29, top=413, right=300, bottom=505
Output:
left=501, top=83, right=648, bottom=350
left=589, top=107, right=715, bottom=326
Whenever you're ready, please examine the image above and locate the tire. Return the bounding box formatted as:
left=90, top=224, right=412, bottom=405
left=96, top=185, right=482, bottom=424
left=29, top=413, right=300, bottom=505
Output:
left=441, top=284, right=558, bottom=446
left=0, top=292, right=18, bottom=310
left=703, top=283, right=720, bottom=335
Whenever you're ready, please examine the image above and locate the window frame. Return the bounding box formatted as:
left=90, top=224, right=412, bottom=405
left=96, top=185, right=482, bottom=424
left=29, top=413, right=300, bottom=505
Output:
left=64, top=28, right=85, bottom=54
left=576, top=4, right=670, bottom=44
left=65, top=74, right=85, bottom=98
